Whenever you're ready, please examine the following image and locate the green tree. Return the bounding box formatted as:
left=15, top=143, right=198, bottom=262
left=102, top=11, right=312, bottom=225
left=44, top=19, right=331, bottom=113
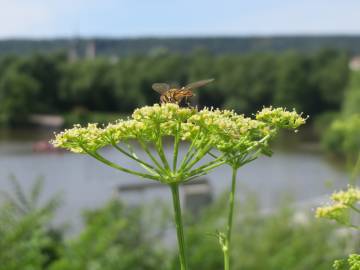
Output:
left=311, top=49, right=349, bottom=111
left=60, top=59, right=117, bottom=111
left=274, top=52, right=316, bottom=114
left=342, top=70, right=360, bottom=115
left=0, top=63, right=40, bottom=124
left=21, top=52, right=67, bottom=113
left=0, top=49, right=351, bottom=123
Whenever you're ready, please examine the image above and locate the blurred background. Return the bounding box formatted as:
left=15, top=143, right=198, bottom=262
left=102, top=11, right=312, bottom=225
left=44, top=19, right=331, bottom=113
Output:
left=0, top=1, right=360, bottom=269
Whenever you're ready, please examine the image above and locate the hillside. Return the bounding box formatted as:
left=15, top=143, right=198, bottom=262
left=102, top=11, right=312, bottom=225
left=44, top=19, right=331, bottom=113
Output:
left=0, top=36, right=360, bottom=56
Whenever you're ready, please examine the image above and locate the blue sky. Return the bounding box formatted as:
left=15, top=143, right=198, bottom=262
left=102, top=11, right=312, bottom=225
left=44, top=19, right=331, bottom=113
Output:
left=0, top=0, right=359, bottom=38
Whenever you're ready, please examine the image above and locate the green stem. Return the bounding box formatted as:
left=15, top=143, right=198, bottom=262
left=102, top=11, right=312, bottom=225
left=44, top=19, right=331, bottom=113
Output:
left=170, top=183, right=188, bottom=270
left=246, top=134, right=271, bottom=152
left=83, top=148, right=159, bottom=181
left=179, top=132, right=203, bottom=170
left=173, top=122, right=181, bottom=171
left=227, top=167, right=237, bottom=243
left=208, top=151, right=219, bottom=158
left=138, top=139, right=166, bottom=173
left=350, top=152, right=360, bottom=185
left=183, top=142, right=212, bottom=171
left=223, top=167, right=237, bottom=270
left=186, top=156, right=226, bottom=178
left=350, top=205, right=360, bottom=215
left=156, top=135, right=171, bottom=171
left=111, top=142, right=159, bottom=175
left=224, top=249, right=230, bottom=270
left=182, top=171, right=207, bottom=183
left=180, top=147, right=198, bottom=170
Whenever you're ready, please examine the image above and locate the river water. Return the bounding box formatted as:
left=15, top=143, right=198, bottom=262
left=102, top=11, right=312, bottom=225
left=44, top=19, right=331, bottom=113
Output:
left=0, top=130, right=349, bottom=233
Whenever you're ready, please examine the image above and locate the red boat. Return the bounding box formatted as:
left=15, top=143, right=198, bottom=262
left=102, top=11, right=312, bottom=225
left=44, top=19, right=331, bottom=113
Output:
left=32, top=140, right=62, bottom=153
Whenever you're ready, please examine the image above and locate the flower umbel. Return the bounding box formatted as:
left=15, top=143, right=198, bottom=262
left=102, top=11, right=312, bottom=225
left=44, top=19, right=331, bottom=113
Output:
left=256, top=107, right=307, bottom=130
left=316, top=186, right=360, bottom=227
left=52, top=123, right=106, bottom=153
left=333, top=254, right=360, bottom=270
left=52, top=104, right=306, bottom=181
left=52, top=104, right=305, bottom=183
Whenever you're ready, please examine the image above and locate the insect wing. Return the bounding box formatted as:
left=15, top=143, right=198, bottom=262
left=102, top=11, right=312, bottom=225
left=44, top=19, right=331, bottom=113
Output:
left=184, top=78, right=214, bottom=90
left=152, top=83, right=170, bottom=94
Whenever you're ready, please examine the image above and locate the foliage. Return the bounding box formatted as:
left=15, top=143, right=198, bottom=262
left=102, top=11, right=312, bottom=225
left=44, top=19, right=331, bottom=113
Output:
left=0, top=63, right=40, bottom=124
left=322, top=114, right=360, bottom=161
left=0, top=53, right=66, bottom=125
left=322, top=70, right=360, bottom=159
left=316, top=185, right=360, bottom=270
left=333, top=254, right=360, bottom=270
left=0, top=177, right=353, bottom=270
left=316, top=154, right=360, bottom=270
left=0, top=49, right=349, bottom=125
left=0, top=177, right=168, bottom=270
left=313, top=111, right=339, bottom=138
left=50, top=200, right=165, bottom=270
left=170, top=195, right=350, bottom=270
left=59, top=59, right=118, bottom=111
left=0, top=176, right=62, bottom=270
left=343, top=71, right=360, bottom=116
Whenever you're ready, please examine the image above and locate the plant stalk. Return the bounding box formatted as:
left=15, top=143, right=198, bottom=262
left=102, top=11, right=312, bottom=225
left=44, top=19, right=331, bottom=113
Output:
left=223, top=166, right=237, bottom=270
left=138, top=139, right=166, bottom=173
left=224, top=249, right=230, bottom=270
left=350, top=152, right=360, bottom=185
left=80, top=147, right=159, bottom=180
left=170, top=183, right=188, bottom=270
left=173, top=122, right=181, bottom=171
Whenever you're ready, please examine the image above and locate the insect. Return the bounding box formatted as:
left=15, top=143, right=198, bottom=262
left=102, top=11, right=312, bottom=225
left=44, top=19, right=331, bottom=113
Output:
left=152, top=79, right=214, bottom=105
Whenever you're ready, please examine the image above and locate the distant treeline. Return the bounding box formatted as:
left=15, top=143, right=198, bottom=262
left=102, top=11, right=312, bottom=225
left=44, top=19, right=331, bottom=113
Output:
left=1, top=36, right=360, bottom=56
left=0, top=49, right=349, bottom=125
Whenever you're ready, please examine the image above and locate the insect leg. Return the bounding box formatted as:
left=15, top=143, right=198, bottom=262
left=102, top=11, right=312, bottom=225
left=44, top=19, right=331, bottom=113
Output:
left=160, top=95, right=166, bottom=104
left=184, top=97, right=191, bottom=107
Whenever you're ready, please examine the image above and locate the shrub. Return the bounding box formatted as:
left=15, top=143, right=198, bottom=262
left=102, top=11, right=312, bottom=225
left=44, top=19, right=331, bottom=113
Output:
left=322, top=114, right=360, bottom=161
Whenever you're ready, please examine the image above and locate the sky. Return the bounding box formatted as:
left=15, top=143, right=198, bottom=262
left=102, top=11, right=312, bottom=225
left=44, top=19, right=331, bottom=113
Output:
left=0, top=0, right=359, bottom=38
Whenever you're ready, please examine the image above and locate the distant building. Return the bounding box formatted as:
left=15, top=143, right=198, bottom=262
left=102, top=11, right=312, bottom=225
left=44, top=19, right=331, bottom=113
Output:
left=85, top=40, right=96, bottom=60
left=67, top=38, right=80, bottom=63
left=349, top=56, right=360, bottom=71
left=67, top=39, right=97, bottom=62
